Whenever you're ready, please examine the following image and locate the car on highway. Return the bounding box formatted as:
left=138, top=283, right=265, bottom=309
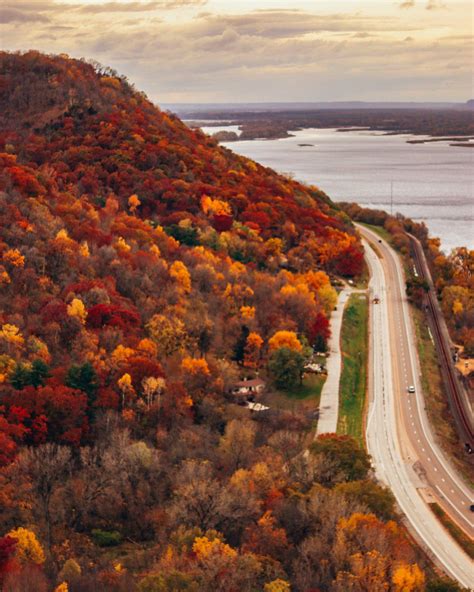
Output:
left=470, top=504, right=474, bottom=512
left=407, top=385, right=415, bottom=393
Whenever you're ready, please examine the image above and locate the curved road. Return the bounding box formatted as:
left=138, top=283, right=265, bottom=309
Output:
left=359, top=224, right=473, bottom=588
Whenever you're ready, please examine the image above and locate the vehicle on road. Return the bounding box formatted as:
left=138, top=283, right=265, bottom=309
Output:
left=470, top=504, right=474, bottom=512
left=407, top=385, right=415, bottom=393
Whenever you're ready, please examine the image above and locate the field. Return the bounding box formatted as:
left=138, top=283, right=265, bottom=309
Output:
left=337, top=294, right=369, bottom=446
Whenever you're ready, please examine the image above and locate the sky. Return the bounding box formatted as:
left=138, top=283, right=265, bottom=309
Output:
left=0, top=0, right=472, bottom=103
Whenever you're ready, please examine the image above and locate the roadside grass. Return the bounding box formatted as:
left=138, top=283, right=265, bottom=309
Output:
left=337, top=294, right=368, bottom=447
left=429, top=503, right=474, bottom=559
left=412, top=306, right=474, bottom=485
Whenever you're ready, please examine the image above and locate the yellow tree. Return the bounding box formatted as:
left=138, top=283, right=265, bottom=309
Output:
left=244, top=332, right=263, bottom=369
left=193, top=536, right=237, bottom=561
left=181, top=357, right=210, bottom=376
left=0, top=265, right=10, bottom=285
left=147, top=314, right=187, bottom=357
left=67, top=298, right=87, bottom=324
left=268, top=330, right=302, bottom=353
left=264, top=579, right=291, bottom=592
left=141, top=376, right=166, bottom=409
left=3, top=248, right=25, bottom=268
left=111, top=344, right=135, bottom=367
left=128, top=193, right=141, bottom=214
left=117, top=373, right=135, bottom=407
left=7, top=527, right=45, bottom=565
left=240, top=306, right=256, bottom=320
left=0, top=324, right=25, bottom=352
left=137, top=338, right=158, bottom=358
left=318, top=283, right=338, bottom=315
left=170, top=260, right=191, bottom=294
left=79, top=242, right=90, bottom=257
left=392, top=563, right=425, bottom=592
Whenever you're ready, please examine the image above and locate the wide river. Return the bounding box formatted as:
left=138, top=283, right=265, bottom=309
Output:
left=201, top=126, right=474, bottom=253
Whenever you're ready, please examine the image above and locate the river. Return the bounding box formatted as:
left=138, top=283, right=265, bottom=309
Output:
left=201, top=126, right=474, bottom=253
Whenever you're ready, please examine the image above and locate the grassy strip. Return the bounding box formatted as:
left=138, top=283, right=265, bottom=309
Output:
left=429, top=503, right=474, bottom=559
left=337, top=294, right=369, bottom=447
left=412, top=306, right=474, bottom=485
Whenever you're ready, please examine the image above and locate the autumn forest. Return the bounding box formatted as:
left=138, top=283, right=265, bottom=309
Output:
left=0, top=51, right=463, bottom=592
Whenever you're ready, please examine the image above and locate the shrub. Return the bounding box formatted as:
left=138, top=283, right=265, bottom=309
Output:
left=91, top=529, right=122, bottom=547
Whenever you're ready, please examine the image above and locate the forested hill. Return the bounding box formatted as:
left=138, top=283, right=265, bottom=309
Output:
left=0, top=53, right=434, bottom=592
left=0, top=51, right=362, bottom=275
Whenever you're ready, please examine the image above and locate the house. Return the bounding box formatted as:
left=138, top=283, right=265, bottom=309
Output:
left=230, top=378, right=266, bottom=401
left=246, top=401, right=270, bottom=412
left=304, top=362, right=325, bottom=374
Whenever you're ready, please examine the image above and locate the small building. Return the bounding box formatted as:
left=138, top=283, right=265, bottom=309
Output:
left=230, top=378, right=266, bottom=401
left=246, top=401, right=270, bottom=412
left=304, top=362, right=325, bottom=374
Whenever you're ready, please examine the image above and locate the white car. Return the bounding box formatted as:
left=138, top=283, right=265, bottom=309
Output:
left=407, top=385, right=415, bottom=393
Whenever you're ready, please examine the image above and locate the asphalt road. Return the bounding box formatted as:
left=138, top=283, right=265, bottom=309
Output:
left=359, top=224, right=473, bottom=588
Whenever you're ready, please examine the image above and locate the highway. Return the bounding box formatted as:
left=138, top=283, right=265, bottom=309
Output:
left=359, top=224, right=473, bottom=588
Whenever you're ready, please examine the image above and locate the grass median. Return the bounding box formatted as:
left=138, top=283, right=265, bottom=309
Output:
left=337, top=293, right=369, bottom=447
left=429, top=503, right=474, bottom=559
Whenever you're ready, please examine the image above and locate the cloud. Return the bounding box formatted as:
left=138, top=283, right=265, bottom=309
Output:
left=0, top=7, right=50, bottom=23
left=0, top=3, right=470, bottom=102
left=191, top=10, right=417, bottom=39
left=399, top=0, right=446, bottom=8
left=426, top=0, right=446, bottom=9
left=76, top=1, right=207, bottom=14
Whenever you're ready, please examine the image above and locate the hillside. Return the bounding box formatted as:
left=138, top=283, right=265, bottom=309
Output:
left=0, top=52, right=435, bottom=592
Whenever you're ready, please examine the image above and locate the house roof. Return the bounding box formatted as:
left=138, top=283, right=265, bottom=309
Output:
left=234, top=378, right=266, bottom=388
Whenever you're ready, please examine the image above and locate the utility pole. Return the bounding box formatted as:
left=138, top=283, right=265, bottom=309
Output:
left=390, top=180, right=394, bottom=216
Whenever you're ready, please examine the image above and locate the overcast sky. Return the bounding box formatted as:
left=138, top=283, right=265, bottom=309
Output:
left=1, top=0, right=472, bottom=103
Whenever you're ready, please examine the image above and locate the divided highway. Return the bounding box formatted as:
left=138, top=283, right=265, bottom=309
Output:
left=359, top=224, right=473, bottom=588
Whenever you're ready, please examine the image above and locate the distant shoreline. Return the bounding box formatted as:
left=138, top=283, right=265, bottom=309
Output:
left=183, top=106, right=474, bottom=147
